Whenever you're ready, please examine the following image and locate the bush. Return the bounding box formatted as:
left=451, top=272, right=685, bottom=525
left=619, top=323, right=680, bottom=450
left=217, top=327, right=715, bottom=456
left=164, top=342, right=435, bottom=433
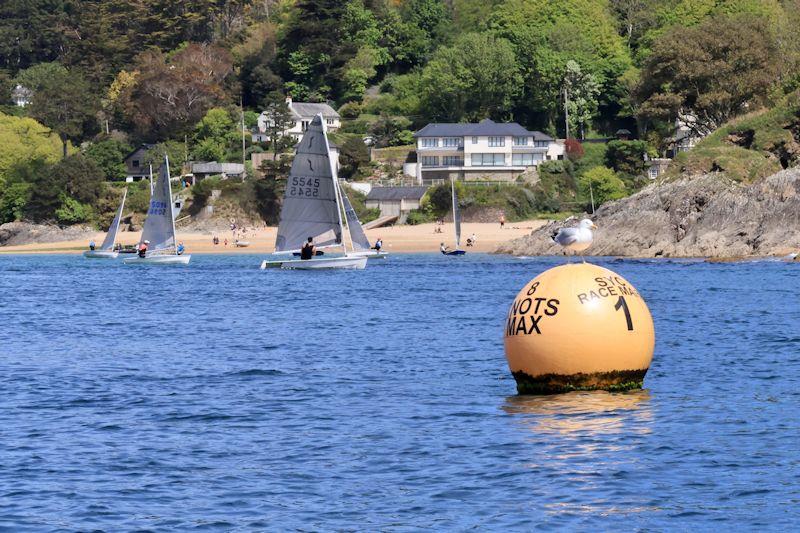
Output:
left=564, top=138, right=584, bottom=160
left=338, top=101, right=363, bottom=119
left=85, top=137, right=132, bottom=181
left=55, top=194, right=93, bottom=224
left=406, top=208, right=433, bottom=225
left=579, top=166, right=627, bottom=206
left=0, top=181, right=31, bottom=223
left=605, top=140, right=651, bottom=178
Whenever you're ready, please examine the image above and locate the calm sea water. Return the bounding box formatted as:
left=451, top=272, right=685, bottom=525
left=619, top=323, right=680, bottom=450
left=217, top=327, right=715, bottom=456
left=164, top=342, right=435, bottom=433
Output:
left=1, top=253, right=799, bottom=530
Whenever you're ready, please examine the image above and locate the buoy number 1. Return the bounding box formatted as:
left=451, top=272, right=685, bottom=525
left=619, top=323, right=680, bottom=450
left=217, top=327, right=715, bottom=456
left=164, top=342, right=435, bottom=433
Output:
left=614, top=296, right=634, bottom=331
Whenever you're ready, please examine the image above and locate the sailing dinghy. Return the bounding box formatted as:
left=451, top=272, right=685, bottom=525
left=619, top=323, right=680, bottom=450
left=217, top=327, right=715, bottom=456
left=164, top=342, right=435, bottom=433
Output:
left=341, top=185, right=387, bottom=259
left=260, top=115, right=367, bottom=270
left=123, top=156, right=190, bottom=265
left=442, top=177, right=466, bottom=256
left=84, top=189, right=127, bottom=259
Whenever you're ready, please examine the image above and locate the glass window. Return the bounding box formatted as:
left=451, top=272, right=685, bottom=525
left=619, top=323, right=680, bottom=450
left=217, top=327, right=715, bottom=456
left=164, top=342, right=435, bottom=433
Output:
left=488, top=136, right=505, bottom=147
left=513, top=137, right=528, bottom=146
left=421, top=138, right=438, bottom=148
left=472, top=136, right=478, bottom=144
left=326, top=118, right=335, bottom=125
left=534, top=140, right=549, bottom=148
left=442, top=137, right=462, bottom=147
left=421, top=156, right=439, bottom=167
left=471, top=153, right=505, bottom=166
left=132, top=159, right=140, bottom=168
left=512, top=153, right=534, bottom=166
left=443, top=156, right=464, bottom=166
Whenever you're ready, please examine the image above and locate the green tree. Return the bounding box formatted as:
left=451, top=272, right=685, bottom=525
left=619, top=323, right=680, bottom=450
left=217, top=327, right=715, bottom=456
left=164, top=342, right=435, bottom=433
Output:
left=338, top=137, right=370, bottom=179
left=27, top=155, right=105, bottom=221
left=604, top=140, right=650, bottom=177
left=29, top=68, right=98, bottom=158
left=563, top=60, right=600, bottom=139
left=636, top=15, right=780, bottom=139
left=418, top=32, right=521, bottom=122
left=13, top=62, right=68, bottom=93
left=0, top=112, right=62, bottom=176
left=579, top=166, right=626, bottom=206
left=85, top=138, right=132, bottom=181
left=369, top=115, right=413, bottom=147
left=261, top=92, right=296, bottom=159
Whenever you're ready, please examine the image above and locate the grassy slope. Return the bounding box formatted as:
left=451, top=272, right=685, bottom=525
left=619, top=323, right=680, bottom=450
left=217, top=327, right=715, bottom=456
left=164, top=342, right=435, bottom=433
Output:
left=672, top=91, right=800, bottom=182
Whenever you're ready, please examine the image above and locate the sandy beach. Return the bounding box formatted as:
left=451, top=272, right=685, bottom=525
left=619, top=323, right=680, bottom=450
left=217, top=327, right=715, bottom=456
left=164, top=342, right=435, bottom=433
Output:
left=0, top=220, right=547, bottom=254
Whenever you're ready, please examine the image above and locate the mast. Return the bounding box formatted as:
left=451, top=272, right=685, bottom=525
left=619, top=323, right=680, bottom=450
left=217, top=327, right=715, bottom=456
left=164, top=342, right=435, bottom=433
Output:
left=148, top=164, right=154, bottom=195
left=322, top=114, right=347, bottom=254
left=336, top=179, right=354, bottom=253
left=451, top=177, right=459, bottom=248
left=165, top=154, right=178, bottom=254
left=112, top=188, right=127, bottom=247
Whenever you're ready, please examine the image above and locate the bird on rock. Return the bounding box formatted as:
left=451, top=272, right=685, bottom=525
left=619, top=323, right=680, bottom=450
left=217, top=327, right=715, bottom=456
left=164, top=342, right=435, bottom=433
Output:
left=551, top=218, right=597, bottom=261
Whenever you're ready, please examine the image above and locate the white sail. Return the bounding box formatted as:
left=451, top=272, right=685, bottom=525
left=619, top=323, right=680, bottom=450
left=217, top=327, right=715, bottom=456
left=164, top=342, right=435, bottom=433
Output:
left=275, top=115, right=342, bottom=252
left=100, top=188, right=127, bottom=251
left=340, top=185, right=371, bottom=252
left=451, top=178, right=461, bottom=248
left=140, top=157, right=177, bottom=253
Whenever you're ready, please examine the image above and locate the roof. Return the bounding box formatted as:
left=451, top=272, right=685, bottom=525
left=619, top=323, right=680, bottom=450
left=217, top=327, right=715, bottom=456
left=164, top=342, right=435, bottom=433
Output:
left=413, top=119, right=552, bottom=140
left=366, top=186, right=428, bottom=201
left=191, top=162, right=245, bottom=175
left=616, top=129, right=632, bottom=135
left=290, top=101, right=339, bottom=119
left=123, top=143, right=156, bottom=162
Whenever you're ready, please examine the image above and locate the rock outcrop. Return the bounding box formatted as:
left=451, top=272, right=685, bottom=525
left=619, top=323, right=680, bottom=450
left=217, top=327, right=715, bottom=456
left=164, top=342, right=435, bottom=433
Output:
left=496, top=168, right=800, bottom=258
left=0, top=222, right=95, bottom=247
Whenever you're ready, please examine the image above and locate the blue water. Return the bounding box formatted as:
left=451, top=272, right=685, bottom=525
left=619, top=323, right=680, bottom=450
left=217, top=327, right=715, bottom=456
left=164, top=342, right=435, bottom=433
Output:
left=1, top=253, right=799, bottom=530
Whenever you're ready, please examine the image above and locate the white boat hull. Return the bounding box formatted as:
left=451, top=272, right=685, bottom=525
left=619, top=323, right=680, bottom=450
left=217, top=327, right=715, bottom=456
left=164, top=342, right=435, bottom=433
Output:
left=350, top=250, right=388, bottom=259
left=260, top=255, right=367, bottom=270
left=83, top=250, right=119, bottom=259
left=123, top=254, right=191, bottom=265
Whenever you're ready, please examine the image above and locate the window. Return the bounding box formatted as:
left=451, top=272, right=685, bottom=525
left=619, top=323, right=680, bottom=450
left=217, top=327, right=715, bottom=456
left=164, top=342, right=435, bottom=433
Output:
left=442, top=156, right=464, bottom=166
left=442, top=137, right=462, bottom=147
left=132, top=159, right=140, bottom=168
left=421, top=156, right=439, bottom=167
left=488, top=136, right=505, bottom=147
left=512, top=153, right=534, bottom=166
left=302, top=121, right=310, bottom=131
left=513, top=136, right=528, bottom=146
left=534, top=140, right=549, bottom=148
left=326, top=118, right=335, bottom=125
left=421, top=138, right=438, bottom=148
left=472, top=136, right=478, bottom=144
left=649, top=166, right=659, bottom=179
left=471, top=153, right=505, bottom=166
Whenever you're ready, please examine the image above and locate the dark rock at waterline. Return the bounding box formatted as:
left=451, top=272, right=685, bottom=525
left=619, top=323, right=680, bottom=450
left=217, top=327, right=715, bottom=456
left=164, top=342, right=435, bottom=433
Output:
left=496, top=168, right=800, bottom=258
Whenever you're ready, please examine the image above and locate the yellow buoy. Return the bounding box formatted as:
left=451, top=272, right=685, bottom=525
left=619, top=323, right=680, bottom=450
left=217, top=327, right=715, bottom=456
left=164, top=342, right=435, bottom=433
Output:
left=504, top=263, right=655, bottom=394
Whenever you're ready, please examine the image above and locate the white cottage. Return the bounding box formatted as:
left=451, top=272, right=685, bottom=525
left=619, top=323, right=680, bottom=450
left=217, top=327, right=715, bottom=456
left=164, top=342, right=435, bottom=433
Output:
left=254, top=96, right=340, bottom=143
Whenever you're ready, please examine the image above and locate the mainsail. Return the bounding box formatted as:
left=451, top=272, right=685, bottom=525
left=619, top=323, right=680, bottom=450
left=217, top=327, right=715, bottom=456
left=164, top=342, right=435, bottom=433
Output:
left=140, top=157, right=177, bottom=253
left=275, top=115, right=342, bottom=252
left=100, top=188, right=127, bottom=251
left=451, top=178, right=461, bottom=248
left=340, top=185, right=371, bottom=252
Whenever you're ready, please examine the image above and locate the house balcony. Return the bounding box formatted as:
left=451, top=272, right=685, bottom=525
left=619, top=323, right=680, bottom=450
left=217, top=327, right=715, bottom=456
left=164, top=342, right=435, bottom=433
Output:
left=416, top=145, right=464, bottom=152
left=510, top=145, right=549, bottom=153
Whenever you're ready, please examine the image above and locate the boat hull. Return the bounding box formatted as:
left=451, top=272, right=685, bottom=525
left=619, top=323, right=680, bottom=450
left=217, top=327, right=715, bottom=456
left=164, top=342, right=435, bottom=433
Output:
left=83, top=250, right=119, bottom=259
left=260, top=256, right=367, bottom=270
left=123, top=254, right=191, bottom=265
left=443, top=250, right=466, bottom=256
left=350, top=251, right=388, bottom=259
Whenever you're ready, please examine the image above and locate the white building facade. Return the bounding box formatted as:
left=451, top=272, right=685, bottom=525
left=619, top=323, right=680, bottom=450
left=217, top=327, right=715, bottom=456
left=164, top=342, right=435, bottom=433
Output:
left=254, top=96, right=340, bottom=143
left=412, top=119, right=561, bottom=184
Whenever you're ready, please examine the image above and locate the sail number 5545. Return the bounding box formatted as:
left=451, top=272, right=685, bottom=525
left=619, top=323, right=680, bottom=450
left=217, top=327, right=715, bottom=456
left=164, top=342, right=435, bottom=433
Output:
left=289, top=177, right=320, bottom=197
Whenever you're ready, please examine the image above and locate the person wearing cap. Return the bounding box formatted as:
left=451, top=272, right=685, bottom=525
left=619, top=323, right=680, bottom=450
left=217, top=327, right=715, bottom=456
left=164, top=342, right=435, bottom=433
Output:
left=372, top=237, right=383, bottom=253
left=88, top=240, right=96, bottom=251
left=138, top=240, right=149, bottom=258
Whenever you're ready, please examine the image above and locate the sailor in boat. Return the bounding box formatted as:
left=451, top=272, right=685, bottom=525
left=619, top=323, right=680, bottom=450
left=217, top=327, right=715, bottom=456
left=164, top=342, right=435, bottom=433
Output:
left=177, top=242, right=185, bottom=255
left=138, top=240, right=149, bottom=258
left=440, top=242, right=449, bottom=254
left=89, top=240, right=96, bottom=251
left=300, top=237, right=315, bottom=260
left=372, top=238, right=383, bottom=253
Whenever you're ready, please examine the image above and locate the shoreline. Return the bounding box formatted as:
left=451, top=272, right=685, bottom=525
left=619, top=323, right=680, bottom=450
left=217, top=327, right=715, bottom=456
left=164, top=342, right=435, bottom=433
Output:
left=0, top=220, right=547, bottom=255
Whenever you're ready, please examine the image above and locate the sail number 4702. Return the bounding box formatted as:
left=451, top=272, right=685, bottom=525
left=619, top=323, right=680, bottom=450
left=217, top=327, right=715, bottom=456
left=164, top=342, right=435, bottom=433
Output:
left=289, top=177, right=320, bottom=197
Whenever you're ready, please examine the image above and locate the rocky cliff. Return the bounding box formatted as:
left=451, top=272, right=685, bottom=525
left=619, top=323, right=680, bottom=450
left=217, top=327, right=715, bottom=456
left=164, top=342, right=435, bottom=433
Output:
left=496, top=168, right=800, bottom=258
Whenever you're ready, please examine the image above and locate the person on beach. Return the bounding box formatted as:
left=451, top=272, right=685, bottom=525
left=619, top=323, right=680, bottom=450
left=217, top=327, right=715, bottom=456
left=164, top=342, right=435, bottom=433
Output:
left=177, top=242, right=185, bottom=255
left=300, top=237, right=315, bottom=260
left=499, top=213, right=505, bottom=229
left=89, top=240, right=96, bottom=251
left=466, top=233, right=477, bottom=247
left=138, top=240, right=149, bottom=258
left=372, top=238, right=383, bottom=253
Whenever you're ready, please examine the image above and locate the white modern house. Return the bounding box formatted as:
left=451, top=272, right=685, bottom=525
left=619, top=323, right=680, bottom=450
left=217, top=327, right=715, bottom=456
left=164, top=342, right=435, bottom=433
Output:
left=12, top=84, right=32, bottom=107
left=253, top=96, right=340, bottom=143
left=411, top=119, right=562, bottom=184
